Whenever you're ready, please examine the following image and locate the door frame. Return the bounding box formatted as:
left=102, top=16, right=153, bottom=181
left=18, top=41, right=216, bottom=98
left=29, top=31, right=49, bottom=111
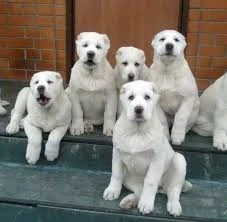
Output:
left=65, top=0, right=189, bottom=82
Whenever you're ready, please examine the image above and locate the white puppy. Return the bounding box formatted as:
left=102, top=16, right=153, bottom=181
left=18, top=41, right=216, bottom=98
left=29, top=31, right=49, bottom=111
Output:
left=6, top=71, right=71, bottom=165
left=114, top=46, right=148, bottom=92
left=147, top=30, right=200, bottom=145
left=0, top=93, right=9, bottom=115
left=103, top=80, right=191, bottom=217
left=193, top=72, right=227, bottom=151
left=67, top=32, right=117, bottom=136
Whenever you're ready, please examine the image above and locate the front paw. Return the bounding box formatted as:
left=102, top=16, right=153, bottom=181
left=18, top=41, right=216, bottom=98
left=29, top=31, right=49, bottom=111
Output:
left=103, top=120, right=114, bottom=136
left=167, top=200, right=182, bottom=216
left=213, top=136, right=227, bottom=151
left=103, top=185, right=121, bottom=201
left=26, top=145, right=41, bottom=165
left=138, top=196, right=154, bottom=215
left=70, top=121, right=84, bottom=136
left=45, top=144, right=59, bottom=162
left=6, top=122, right=20, bottom=134
left=171, top=130, right=185, bottom=145
left=0, top=106, right=7, bottom=116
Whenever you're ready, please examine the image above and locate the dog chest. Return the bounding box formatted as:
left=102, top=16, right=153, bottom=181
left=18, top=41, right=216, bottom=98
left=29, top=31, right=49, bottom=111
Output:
left=119, top=150, right=152, bottom=174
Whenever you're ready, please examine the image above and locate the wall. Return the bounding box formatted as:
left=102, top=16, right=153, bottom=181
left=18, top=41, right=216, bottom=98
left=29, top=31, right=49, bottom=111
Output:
left=0, top=0, right=66, bottom=80
left=186, top=0, right=227, bottom=89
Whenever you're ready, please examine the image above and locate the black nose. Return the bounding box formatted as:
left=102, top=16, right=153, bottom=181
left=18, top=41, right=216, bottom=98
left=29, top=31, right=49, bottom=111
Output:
left=37, top=85, right=45, bottom=93
left=134, top=106, right=144, bottom=115
left=128, top=73, right=135, bottom=81
left=166, top=43, right=174, bottom=51
left=87, top=51, right=95, bottom=59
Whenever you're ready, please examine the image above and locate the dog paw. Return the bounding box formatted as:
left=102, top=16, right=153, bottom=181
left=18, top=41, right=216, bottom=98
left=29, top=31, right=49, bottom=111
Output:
left=138, top=197, right=154, bottom=215
left=171, top=132, right=185, bottom=145
left=70, top=122, right=84, bottom=136
left=84, top=122, right=94, bottom=133
left=213, top=136, right=227, bottom=151
left=103, top=186, right=121, bottom=200
left=120, top=193, right=137, bottom=209
left=6, top=122, right=20, bottom=134
left=25, top=147, right=40, bottom=165
left=103, top=120, right=114, bottom=136
left=167, top=200, right=182, bottom=216
left=45, top=147, right=59, bottom=161
left=103, top=128, right=113, bottom=136
left=0, top=106, right=7, bottom=116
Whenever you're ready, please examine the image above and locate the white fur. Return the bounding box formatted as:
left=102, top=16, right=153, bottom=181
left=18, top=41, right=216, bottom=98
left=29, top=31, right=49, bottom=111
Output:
left=0, top=97, right=9, bottom=116
left=113, top=46, right=148, bottom=116
left=6, top=71, right=71, bottom=164
left=67, top=32, right=117, bottom=136
left=148, top=30, right=200, bottom=145
left=193, top=72, right=227, bottom=150
left=103, top=80, right=191, bottom=217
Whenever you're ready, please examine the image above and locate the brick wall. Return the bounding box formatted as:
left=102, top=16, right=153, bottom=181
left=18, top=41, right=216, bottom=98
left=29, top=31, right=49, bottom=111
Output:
left=186, top=0, right=227, bottom=89
left=0, top=0, right=66, bottom=80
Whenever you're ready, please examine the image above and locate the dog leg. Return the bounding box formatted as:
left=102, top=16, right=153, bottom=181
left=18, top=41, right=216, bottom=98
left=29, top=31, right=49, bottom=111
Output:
left=213, top=102, right=227, bottom=150
left=0, top=105, right=7, bottom=116
left=24, top=120, right=42, bottom=165
left=45, top=125, right=68, bottom=161
left=138, top=159, right=164, bottom=215
left=103, top=149, right=123, bottom=200
left=164, top=152, right=186, bottom=216
left=67, top=89, right=84, bottom=136
left=171, top=96, right=195, bottom=145
left=6, top=87, right=29, bottom=134
left=103, top=88, right=117, bottom=136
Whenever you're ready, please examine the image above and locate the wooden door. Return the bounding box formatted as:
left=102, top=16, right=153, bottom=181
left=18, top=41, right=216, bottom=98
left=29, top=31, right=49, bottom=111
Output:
left=73, top=0, right=182, bottom=66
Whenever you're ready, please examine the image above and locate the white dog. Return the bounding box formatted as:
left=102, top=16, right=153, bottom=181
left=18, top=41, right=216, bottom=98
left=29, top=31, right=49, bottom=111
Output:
left=103, top=80, right=191, bottom=217
left=6, top=71, right=71, bottom=165
left=193, top=72, right=227, bottom=151
left=147, top=30, right=200, bottom=145
left=0, top=94, right=9, bottom=115
left=67, top=32, right=117, bottom=136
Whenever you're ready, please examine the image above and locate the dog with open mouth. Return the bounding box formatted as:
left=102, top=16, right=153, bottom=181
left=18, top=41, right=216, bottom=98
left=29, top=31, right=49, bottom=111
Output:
left=6, top=71, right=71, bottom=164
left=67, top=32, right=117, bottom=136
left=147, top=30, right=200, bottom=145
left=103, top=80, right=191, bottom=216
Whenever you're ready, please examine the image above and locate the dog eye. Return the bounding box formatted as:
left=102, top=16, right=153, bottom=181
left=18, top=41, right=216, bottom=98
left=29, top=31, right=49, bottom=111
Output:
left=83, top=43, right=88, bottom=47
left=34, top=80, right=39, bottom=84
left=47, top=80, right=53, bottom=84
left=159, top=38, right=165, bottom=42
left=128, top=95, right=134, bottom=100
left=174, top=38, right=180, bottom=42
left=144, top=95, right=150, bottom=100
left=122, top=61, right=128, bottom=66
left=135, top=62, right=140, bottom=67
left=96, top=45, right=102, bottom=49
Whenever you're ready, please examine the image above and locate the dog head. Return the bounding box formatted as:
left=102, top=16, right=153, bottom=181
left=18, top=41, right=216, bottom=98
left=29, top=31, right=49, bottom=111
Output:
left=76, top=32, right=110, bottom=69
left=116, top=46, right=146, bottom=83
left=120, top=80, right=159, bottom=122
left=151, top=30, right=186, bottom=62
left=30, top=71, right=63, bottom=108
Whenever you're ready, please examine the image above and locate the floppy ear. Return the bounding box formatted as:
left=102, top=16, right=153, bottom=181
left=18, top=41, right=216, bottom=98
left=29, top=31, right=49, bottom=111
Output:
left=115, top=47, right=123, bottom=61
left=140, top=50, right=146, bottom=63
left=55, top=72, right=62, bottom=81
left=150, top=82, right=159, bottom=102
left=76, top=32, right=86, bottom=45
left=103, top=34, right=110, bottom=49
left=120, top=85, right=126, bottom=95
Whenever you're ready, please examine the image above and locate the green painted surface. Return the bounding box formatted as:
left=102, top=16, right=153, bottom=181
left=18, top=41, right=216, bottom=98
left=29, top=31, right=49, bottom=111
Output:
left=0, top=203, right=199, bottom=222
left=0, top=165, right=226, bottom=221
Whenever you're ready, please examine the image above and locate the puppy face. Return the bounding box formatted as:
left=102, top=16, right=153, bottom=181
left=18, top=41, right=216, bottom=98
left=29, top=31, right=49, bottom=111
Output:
left=116, top=47, right=146, bottom=82
left=76, top=32, right=110, bottom=69
left=152, top=30, right=186, bottom=60
left=120, top=80, right=159, bottom=122
left=30, top=71, right=63, bottom=108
